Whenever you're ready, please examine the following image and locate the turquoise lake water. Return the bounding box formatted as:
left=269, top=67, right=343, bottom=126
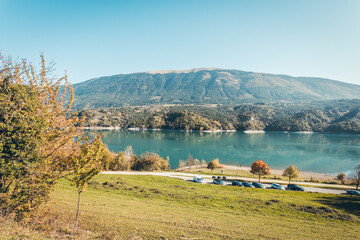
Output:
left=86, top=130, right=360, bottom=174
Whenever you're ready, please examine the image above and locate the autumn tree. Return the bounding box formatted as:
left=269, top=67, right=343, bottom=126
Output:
left=283, top=165, right=299, bottom=184
left=178, top=160, right=186, bottom=168
left=207, top=161, right=216, bottom=172
left=131, top=152, right=170, bottom=171
left=250, top=160, right=270, bottom=182
left=185, top=155, right=200, bottom=170
left=336, top=171, right=346, bottom=184
left=207, top=158, right=223, bottom=172
left=0, top=54, right=82, bottom=219
left=71, top=134, right=105, bottom=230
left=351, top=164, right=360, bottom=190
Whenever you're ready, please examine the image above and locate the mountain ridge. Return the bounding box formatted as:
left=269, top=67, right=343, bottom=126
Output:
left=71, top=68, right=360, bottom=108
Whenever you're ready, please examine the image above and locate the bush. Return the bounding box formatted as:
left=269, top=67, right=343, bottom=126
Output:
left=207, top=158, right=223, bottom=171
left=131, top=152, right=170, bottom=171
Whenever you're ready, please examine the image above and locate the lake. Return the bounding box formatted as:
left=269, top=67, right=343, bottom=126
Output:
left=86, top=130, right=360, bottom=174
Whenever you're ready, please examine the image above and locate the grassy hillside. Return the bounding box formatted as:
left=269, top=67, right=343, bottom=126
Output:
left=70, top=69, right=360, bottom=108
left=2, top=174, right=359, bottom=239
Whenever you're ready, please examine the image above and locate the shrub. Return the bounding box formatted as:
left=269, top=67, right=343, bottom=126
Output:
left=131, top=152, right=170, bottom=171
left=336, top=172, right=346, bottom=184
left=207, top=158, right=223, bottom=171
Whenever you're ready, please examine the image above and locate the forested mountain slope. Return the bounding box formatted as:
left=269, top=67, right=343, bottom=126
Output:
left=71, top=69, right=360, bottom=108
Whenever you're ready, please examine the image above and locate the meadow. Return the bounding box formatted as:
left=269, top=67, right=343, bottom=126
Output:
left=1, top=174, right=359, bottom=239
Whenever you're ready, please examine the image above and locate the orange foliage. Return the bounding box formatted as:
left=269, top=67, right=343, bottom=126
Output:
left=250, top=160, right=270, bottom=182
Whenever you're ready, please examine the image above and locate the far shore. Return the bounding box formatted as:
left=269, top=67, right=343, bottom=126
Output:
left=83, top=127, right=359, bottom=135
left=176, top=164, right=336, bottom=181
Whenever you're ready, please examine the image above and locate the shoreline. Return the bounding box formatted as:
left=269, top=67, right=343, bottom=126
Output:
left=176, top=164, right=337, bottom=181
left=83, top=127, right=360, bottom=135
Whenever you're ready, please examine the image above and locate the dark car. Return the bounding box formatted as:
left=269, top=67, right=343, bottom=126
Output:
left=222, top=176, right=227, bottom=180
left=213, top=179, right=225, bottom=185
left=212, top=176, right=216, bottom=179
left=287, top=184, right=304, bottom=191
left=346, top=190, right=360, bottom=196
left=271, top=183, right=285, bottom=190
left=242, top=181, right=254, bottom=188
left=217, top=176, right=221, bottom=179
left=252, top=182, right=265, bottom=189
left=232, top=180, right=242, bottom=186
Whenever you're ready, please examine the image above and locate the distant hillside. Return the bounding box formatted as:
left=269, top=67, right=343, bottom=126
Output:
left=71, top=68, right=360, bottom=108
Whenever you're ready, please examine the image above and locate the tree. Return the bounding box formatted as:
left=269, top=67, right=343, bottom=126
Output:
left=207, top=161, right=217, bottom=172
left=336, top=171, right=346, bottom=184
left=207, top=158, right=223, bottom=172
left=283, top=165, right=299, bottom=184
left=351, top=164, right=360, bottom=190
left=71, top=134, right=105, bottom=230
left=178, top=160, right=186, bottom=168
left=185, top=155, right=200, bottom=170
left=201, top=160, right=207, bottom=166
left=0, top=54, right=82, bottom=219
left=250, top=160, right=270, bottom=182
left=131, top=152, right=170, bottom=171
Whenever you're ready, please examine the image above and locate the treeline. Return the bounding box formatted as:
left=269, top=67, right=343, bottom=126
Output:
left=74, top=100, right=360, bottom=133
left=101, top=146, right=170, bottom=171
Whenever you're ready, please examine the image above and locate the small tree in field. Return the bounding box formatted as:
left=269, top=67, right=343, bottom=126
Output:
left=250, top=160, right=270, bottom=182
left=207, top=161, right=217, bottom=172
left=336, top=171, right=346, bottom=184
left=185, top=155, right=200, bottom=170
left=207, top=158, right=223, bottom=172
left=71, top=134, right=105, bottom=231
left=201, top=160, right=207, bottom=166
left=351, top=164, right=360, bottom=190
left=283, top=165, right=299, bottom=184
left=178, top=160, right=186, bottom=168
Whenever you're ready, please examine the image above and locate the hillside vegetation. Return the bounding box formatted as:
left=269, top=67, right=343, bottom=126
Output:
left=75, top=100, right=360, bottom=133
left=71, top=68, right=360, bottom=108
left=2, top=175, right=359, bottom=239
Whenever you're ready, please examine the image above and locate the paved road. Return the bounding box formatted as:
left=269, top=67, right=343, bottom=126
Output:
left=101, top=171, right=356, bottom=195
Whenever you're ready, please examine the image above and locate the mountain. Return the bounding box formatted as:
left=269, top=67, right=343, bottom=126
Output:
left=71, top=68, right=360, bottom=108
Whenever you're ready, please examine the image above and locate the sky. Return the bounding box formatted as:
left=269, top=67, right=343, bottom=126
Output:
left=0, top=0, right=360, bottom=85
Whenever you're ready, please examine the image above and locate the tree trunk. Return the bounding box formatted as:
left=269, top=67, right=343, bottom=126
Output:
left=289, top=177, right=291, bottom=184
left=74, top=191, right=82, bottom=231
left=258, top=175, right=261, bottom=182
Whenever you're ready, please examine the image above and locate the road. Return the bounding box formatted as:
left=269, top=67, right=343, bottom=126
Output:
left=101, top=171, right=356, bottom=195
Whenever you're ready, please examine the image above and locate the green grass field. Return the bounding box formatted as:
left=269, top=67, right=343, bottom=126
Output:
left=1, top=174, right=360, bottom=239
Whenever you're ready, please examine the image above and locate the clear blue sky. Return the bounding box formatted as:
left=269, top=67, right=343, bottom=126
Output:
left=1, top=0, right=359, bottom=84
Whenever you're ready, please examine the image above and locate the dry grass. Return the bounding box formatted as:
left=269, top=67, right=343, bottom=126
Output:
left=1, top=174, right=360, bottom=239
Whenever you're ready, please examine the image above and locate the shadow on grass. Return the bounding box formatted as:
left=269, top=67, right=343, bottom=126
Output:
left=316, top=195, right=360, bottom=217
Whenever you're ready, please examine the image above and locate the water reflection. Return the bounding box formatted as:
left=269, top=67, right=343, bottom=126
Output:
left=85, top=130, right=360, bottom=174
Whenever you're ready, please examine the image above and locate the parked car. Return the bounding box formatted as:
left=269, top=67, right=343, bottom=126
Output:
left=212, top=176, right=216, bottom=179
left=222, top=176, right=227, bottom=180
left=193, top=175, right=205, bottom=183
left=217, top=176, right=221, bottom=179
left=346, top=190, right=360, bottom=196
left=271, top=183, right=285, bottom=190
left=232, top=180, right=242, bottom=186
left=287, top=184, right=304, bottom=191
left=242, top=181, right=254, bottom=188
left=213, top=179, right=225, bottom=185
left=252, top=182, right=265, bottom=189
